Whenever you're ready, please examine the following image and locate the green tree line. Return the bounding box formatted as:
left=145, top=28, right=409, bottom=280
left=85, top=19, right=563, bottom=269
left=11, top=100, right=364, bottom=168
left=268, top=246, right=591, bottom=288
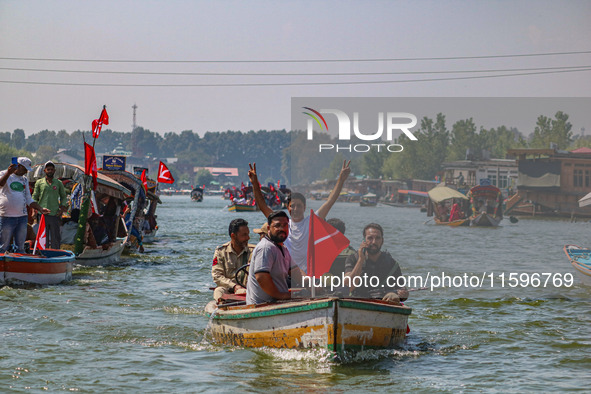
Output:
left=2, top=110, right=583, bottom=185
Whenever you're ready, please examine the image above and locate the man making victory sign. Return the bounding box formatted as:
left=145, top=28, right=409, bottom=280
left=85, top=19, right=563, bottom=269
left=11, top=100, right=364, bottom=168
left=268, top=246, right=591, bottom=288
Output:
left=248, top=160, right=351, bottom=276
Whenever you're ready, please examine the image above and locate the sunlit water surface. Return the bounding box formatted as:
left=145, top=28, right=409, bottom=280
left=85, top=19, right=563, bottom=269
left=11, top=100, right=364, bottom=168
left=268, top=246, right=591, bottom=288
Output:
left=1, top=195, right=590, bottom=392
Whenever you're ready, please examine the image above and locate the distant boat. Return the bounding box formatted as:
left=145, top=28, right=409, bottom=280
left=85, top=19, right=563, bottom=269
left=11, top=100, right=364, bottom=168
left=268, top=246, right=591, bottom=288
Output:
left=228, top=202, right=258, bottom=212
left=191, top=187, right=204, bottom=202
left=205, top=297, right=411, bottom=353
left=563, top=244, right=591, bottom=283
left=427, top=185, right=470, bottom=226
left=360, top=193, right=378, bottom=207
left=2, top=249, right=75, bottom=286
left=467, top=184, right=503, bottom=227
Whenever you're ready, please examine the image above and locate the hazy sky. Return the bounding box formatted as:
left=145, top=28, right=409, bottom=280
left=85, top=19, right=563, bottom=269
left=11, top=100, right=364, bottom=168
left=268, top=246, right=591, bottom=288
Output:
left=1, top=1, right=590, bottom=137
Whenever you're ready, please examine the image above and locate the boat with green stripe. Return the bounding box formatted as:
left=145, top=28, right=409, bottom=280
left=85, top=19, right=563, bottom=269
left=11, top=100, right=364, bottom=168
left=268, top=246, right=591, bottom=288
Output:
left=204, top=297, right=411, bottom=352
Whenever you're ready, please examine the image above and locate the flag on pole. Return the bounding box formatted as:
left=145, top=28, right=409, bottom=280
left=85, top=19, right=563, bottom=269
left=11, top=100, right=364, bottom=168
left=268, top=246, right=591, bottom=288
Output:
left=141, top=169, right=148, bottom=191
left=92, top=106, right=109, bottom=139
left=84, top=142, right=98, bottom=190
left=157, top=161, right=175, bottom=184
left=90, top=190, right=99, bottom=215
left=307, top=210, right=350, bottom=277
left=33, top=214, right=47, bottom=253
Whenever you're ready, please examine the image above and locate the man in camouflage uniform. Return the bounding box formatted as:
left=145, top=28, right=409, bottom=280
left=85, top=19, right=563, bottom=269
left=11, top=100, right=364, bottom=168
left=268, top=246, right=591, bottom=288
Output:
left=212, top=218, right=255, bottom=302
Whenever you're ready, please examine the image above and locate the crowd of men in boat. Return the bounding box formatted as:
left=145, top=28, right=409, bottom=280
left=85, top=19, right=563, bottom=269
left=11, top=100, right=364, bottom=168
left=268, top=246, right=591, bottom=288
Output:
left=211, top=161, right=409, bottom=306
left=0, top=157, right=154, bottom=256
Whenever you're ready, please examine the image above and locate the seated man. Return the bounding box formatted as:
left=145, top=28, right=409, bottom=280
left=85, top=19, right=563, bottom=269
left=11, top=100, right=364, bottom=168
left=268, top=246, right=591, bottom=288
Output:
left=344, top=223, right=409, bottom=304
left=246, top=211, right=293, bottom=305
left=212, top=218, right=255, bottom=303
left=326, top=218, right=356, bottom=276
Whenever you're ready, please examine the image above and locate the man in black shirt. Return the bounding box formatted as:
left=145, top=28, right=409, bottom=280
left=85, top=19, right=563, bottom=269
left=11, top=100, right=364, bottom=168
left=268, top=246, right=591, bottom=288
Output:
left=344, top=223, right=408, bottom=304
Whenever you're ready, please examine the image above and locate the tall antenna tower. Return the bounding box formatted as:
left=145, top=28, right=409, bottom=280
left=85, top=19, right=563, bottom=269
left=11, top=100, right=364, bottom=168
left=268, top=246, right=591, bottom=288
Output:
left=132, top=103, right=138, bottom=132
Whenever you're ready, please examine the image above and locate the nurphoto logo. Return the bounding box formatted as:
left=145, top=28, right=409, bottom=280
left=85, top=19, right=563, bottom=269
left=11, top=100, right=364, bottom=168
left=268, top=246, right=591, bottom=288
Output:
left=302, top=106, right=418, bottom=153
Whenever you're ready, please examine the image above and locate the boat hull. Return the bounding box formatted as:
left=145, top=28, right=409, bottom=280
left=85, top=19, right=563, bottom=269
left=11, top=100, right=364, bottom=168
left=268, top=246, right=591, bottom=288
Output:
left=205, top=297, right=411, bottom=352
left=74, top=239, right=125, bottom=266
left=470, top=212, right=502, bottom=227
left=228, top=204, right=258, bottom=212
left=434, top=218, right=469, bottom=226
left=142, top=229, right=157, bottom=244
left=2, top=249, right=75, bottom=285
left=563, top=244, right=591, bottom=283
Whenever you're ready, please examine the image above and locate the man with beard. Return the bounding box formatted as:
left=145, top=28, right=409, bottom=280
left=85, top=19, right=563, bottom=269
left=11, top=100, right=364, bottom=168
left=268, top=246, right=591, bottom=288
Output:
left=212, top=218, right=255, bottom=303
left=32, top=161, right=67, bottom=249
left=344, top=223, right=409, bottom=305
left=246, top=211, right=293, bottom=305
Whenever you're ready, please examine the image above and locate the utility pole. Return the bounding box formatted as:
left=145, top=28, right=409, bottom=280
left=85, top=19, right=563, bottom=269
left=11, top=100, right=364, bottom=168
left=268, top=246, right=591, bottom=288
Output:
left=132, top=103, right=138, bottom=132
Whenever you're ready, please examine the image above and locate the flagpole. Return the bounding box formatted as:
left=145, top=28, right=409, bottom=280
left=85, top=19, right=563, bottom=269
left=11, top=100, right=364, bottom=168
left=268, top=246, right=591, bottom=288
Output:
left=92, top=105, right=106, bottom=150
left=74, top=105, right=104, bottom=256
left=309, top=209, right=316, bottom=298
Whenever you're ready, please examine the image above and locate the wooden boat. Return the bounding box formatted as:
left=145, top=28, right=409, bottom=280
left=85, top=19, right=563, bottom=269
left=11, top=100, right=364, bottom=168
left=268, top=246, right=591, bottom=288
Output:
left=73, top=239, right=125, bottom=266
left=1, top=249, right=75, bottom=286
left=29, top=163, right=131, bottom=266
left=99, top=170, right=162, bottom=248
left=433, top=217, right=469, bottom=226
left=191, top=187, right=203, bottom=202
left=467, top=184, right=503, bottom=227
left=228, top=203, right=258, bottom=212
left=427, top=185, right=469, bottom=226
left=205, top=297, right=411, bottom=352
left=142, top=189, right=162, bottom=244
left=360, top=193, right=378, bottom=207
left=563, top=244, right=591, bottom=283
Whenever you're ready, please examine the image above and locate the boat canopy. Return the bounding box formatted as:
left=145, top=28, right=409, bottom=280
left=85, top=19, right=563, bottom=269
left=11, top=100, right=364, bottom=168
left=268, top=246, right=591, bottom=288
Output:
left=579, top=191, right=591, bottom=207
left=362, top=193, right=377, bottom=198
left=427, top=185, right=468, bottom=203
left=29, top=163, right=131, bottom=200
left=100, top=170, right=161, bottom=203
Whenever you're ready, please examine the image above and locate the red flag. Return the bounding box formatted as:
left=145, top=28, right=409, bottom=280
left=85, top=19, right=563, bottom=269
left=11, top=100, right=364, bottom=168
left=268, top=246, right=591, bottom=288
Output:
left=307, top=210, right=350, bottom=277
left=157, top=161, right=175, bottom=184
left=141, top=169, right=148, bottom=191
left=92, top=107, right=109, bottom=139
left=84, top=142, right=98, bottom=190
left=33, top=214, right=47, bottom=252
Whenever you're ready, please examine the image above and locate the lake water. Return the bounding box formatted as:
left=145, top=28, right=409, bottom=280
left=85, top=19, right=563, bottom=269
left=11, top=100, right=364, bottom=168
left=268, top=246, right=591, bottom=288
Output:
left=1, top=195, right=590, bottom=392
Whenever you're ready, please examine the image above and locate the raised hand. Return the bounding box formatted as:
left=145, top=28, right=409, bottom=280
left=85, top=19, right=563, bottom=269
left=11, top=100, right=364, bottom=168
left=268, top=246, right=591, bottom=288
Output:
left=248, top=163, right=259, bottom=185
left=340, top=160, right=351, bottom=179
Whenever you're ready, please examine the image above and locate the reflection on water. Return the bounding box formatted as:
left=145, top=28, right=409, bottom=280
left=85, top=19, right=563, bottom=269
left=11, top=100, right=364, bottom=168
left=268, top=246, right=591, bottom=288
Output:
left=1, top=195, right=590, bottom=391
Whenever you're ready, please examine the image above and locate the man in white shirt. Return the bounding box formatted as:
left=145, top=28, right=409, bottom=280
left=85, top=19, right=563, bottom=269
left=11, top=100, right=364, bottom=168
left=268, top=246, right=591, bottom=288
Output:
left=248, top=160, right=350, bottom=274
left=0, top=157, right=49, bottom=253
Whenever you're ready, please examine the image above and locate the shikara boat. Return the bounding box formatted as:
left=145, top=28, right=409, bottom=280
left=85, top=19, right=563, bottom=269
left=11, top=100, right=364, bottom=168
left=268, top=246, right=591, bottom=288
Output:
left=427, top=184, right=469, bottom=226
left=205, top=297, right=411, bottom=352
left=563, top=244, right=591, bottom=283
left=99, top=170, right=162, bottom=248
left=360, top=193, right=378, bottom=207
left=1, top=249, right=75, bottom=286
left=191, top=187, right=203, bottom=202
left=467, top=184, right=503, bottom=227
left=29, top=163, right=131, bottom=266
